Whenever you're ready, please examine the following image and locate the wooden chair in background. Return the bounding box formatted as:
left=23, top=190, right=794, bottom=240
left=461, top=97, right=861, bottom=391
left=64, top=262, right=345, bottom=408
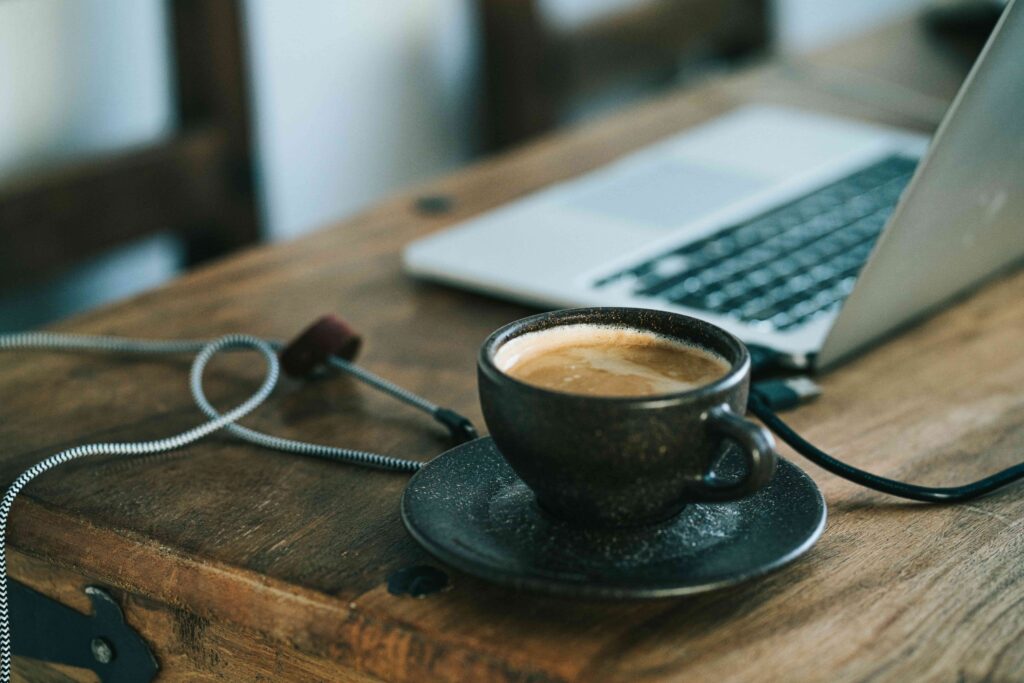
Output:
left=0, top=0, right=260, bottom=293
left=477, top=0, right=771, bottom=150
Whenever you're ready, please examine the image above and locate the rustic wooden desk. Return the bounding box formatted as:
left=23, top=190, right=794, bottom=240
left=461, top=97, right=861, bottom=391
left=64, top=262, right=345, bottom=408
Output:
left=5, top=18, right=1022, bottom=683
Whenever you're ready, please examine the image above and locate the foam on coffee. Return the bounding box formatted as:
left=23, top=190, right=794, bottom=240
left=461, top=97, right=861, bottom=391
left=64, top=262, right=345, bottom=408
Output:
left=494, top=324, right=730, bottom=397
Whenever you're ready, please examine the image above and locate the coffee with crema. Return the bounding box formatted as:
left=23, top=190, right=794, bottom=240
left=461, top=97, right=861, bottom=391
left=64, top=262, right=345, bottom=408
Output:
left=494, top=324, right=730, bottom=397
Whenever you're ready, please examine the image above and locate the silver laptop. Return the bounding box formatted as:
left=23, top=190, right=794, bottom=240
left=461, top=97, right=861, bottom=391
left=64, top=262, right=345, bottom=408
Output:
left=405, top=0, right=1023, bottom=370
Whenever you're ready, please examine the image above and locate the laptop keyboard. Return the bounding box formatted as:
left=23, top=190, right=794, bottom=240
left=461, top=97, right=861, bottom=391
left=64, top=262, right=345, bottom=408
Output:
left=594, top=155, right=918, bottom=331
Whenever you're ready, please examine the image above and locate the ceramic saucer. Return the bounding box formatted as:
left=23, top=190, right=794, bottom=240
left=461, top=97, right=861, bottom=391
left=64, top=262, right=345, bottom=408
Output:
left=401, top=437, right=826, bottom=599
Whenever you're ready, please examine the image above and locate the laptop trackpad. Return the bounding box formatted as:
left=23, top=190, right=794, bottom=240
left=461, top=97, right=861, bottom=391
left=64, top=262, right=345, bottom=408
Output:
left=567, top=160, right=768, bottom=229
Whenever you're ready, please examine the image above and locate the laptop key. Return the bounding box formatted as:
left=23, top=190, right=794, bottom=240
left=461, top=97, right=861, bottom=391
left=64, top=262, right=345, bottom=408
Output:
left=721, top=281, right=750, bottom=300
left=743, top=269, right=775, bottom=289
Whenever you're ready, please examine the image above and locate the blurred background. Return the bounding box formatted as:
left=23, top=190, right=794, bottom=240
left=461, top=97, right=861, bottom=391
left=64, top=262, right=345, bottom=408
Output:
left=0, top=0, right=972, bottom=330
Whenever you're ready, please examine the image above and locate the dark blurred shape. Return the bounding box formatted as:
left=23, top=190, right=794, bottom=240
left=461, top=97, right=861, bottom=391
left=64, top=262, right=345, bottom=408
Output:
left=924, top=0, right=1006, bottom=46
left=414, top=194, right=456, bottom=215
left=387, top=565, right=450, bottom=597
left=478, top=0, right=770, bottom=151
left=0, top=0, right=260, bottom=294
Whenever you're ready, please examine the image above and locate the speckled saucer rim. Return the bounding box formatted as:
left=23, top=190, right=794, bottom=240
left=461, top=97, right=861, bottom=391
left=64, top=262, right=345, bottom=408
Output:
left=401, top=438, right=827, bottom=600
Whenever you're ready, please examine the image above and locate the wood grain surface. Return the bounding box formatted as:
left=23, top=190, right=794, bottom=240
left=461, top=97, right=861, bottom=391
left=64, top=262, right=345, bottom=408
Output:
left=4, top=18, right=1022, bottom=683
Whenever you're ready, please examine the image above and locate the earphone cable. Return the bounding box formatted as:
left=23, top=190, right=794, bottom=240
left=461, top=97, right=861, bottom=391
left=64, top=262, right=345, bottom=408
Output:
left=0, top=332, right=427, bottom=682
left=748, top=391, right=1024, bottom=503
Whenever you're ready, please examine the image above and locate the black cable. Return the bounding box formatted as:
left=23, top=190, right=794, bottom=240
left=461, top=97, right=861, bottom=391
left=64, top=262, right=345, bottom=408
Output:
left=748, top=390, right=1024, bottom=503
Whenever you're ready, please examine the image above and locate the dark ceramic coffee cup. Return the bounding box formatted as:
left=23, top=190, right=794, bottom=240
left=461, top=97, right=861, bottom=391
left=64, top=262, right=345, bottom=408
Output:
left=478, top=307, right=777, bottom=527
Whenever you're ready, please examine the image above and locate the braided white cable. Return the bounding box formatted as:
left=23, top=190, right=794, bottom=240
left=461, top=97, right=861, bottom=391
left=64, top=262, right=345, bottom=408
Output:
left=0, top=331, right=424, bottom=681
left=190, top=372, right=426, bottom=472
left=0, top=331, right=218, bottom=355
left=327, top=356, right=439, bottom=414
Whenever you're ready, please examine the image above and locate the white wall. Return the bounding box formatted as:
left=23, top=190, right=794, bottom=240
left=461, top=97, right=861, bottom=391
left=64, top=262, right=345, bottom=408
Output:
left=240, top=0, right=933, bottom=239
left=0, top=0, right=482, bottom=326
left=541, top=0, right=932, bottom=53
left=0, top=0, right=176, bottom=330
left=244, top=0, right=480, bottom=240
left=774, top=0, right=932, bottom=53
left=0, top=0, right=172, bottom=180
left=0, top=0, right=929, bottom=242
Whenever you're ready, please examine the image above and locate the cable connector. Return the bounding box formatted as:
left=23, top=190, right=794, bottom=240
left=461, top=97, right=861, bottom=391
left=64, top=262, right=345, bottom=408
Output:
left=747, top=344, right=815, bottom=377
left=751, top=377, right=822, bottom=411
left=433, top=408, right=479, bottom=444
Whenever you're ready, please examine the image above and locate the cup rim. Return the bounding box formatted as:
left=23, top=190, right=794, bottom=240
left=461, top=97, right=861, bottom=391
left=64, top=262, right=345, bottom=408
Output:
left=478, top=307, right=750, bottom=404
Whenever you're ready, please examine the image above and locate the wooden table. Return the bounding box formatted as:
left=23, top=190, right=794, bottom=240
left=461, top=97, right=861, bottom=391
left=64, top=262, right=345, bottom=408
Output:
left=5, top=18, right=1022, bottom=683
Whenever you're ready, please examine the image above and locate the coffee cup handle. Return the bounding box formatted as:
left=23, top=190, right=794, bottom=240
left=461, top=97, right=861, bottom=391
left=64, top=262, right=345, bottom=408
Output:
left=692, top=404, right=778, bottom=502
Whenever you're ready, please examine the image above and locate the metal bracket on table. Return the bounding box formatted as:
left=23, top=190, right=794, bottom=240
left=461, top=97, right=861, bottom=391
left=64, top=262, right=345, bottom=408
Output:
left=9, top=579, right=158, bottom=682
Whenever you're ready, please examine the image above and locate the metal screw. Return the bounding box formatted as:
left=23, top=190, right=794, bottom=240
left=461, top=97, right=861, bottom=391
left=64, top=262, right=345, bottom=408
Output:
left=91, top=637, right=115, bottom=664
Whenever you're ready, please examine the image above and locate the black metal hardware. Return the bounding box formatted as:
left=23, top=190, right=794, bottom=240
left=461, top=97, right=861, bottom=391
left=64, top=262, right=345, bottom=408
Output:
left=9, top=579, right=157, bottom=682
